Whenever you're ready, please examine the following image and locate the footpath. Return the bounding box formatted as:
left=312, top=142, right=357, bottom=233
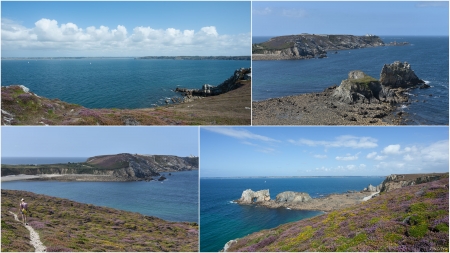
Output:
left=9, top=211, right=47, bottom=252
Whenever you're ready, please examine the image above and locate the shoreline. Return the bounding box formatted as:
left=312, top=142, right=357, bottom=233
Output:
left=252, top=87, right=406, bottom=125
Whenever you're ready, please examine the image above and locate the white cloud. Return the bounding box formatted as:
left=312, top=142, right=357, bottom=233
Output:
left=359, top=164, right=366, bottom=169
left=336, top=152, right=360, bottom=161
left=1, top=18, right=250, bottom=56
left=205, top=127, right=280, bottom=142
left=253, top=7, right=272, bottom=15
left=367, top=152, right=377, bottom=159
left=289, top=135, right=378, bottom=149
left=282, top=8, right=307, bottom=18
left=374, top=155, right=386, bottom=160
left=314, top=154, right=327, bottom=159
left=382, top=144, right=402, bottom=155
left=416, top=1, right=449, bottom=8
left=420, top=140, right=449, bottom=162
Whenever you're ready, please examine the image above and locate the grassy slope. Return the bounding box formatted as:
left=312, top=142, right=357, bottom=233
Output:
left=1, top=80, right=250, bottom=125
left=227, top=177, right=449, bottom=252
left=1, top=190, right=198, bottom=252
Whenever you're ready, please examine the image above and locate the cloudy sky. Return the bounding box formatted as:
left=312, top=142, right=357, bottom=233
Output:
left=253, top=1, right=449, bottom=36
left=200, top=127, right=449, bottom=177
left=2, top=127, right=199, bottom=157
left=1, top=1, right=250, bottom=57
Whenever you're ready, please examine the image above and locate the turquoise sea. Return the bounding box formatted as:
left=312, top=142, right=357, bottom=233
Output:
left=1, top=157, right=198, bottom=222
left=1, top=59, right=250, bottom=109
left=200, top=177, right=385, bottom=252
left=252, top=36, right=449, bottom=125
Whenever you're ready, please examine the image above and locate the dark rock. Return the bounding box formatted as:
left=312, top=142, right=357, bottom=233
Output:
left=380, top=61, right=425, bottom=88
left=419, top=83, right=430, bottom=89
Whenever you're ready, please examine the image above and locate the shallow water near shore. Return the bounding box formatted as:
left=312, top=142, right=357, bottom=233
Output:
left=1, top=58, right=250, bottom=109
left=1, top=170, right=198, bottom=222
left=200, top=176, right=384, bottom=251
left=252, top=36, right=449, bottom=125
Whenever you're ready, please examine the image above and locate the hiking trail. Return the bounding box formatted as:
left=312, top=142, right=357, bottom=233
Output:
left=9, top=211, right=47, bottom=252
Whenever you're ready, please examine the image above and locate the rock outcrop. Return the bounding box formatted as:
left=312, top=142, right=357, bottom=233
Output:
left=332, top=62, right=424, bottom=105
left=275, top=191, right=312, bottom=203
left=253, top=34, right=385, bottom=60
left=175, top=68, right=251, bottom=101
left=363, top=184, right=381, bottom=192
left=380, top=61, right=425, bottom=88
left=236, top=189, right=270, bottom=204
left=380, top=173, right=447, bottom=192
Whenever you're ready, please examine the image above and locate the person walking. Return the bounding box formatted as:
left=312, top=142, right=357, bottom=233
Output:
left=20, top=198, right=28, bottom=225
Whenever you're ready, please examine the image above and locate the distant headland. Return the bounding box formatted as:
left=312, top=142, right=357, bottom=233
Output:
left=252, top=34, right=408, bottom=60
left=1, top=153, right=198, bottom=182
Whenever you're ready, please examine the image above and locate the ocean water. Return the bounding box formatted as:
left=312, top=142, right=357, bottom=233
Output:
left=1, top=58, right=250, bottom=109
left=252, top=36, right=449, bottom=125
left=200, top=177, right=385, bottom=252
left=1, top=169, right=199, bottom=222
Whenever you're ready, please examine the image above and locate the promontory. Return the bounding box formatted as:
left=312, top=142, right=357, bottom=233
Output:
left=1, top=153, right=198, bottom=182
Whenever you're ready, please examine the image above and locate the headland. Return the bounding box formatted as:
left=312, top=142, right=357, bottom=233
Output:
left=1, top=189, right=198, bottom=251
left=224, top=173, right=449, bottom=252
left=1, top=153, right=198, bottom=182
left=1, top=67, right=251, bottom=125
left=253, top=61, right=428, bottom=125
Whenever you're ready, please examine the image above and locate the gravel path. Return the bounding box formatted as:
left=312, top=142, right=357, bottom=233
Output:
left=9, top=211, right=47, bottom=252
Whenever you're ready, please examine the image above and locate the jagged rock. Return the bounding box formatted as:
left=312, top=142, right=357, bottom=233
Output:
left=364, top=184, right=381, bottom=192
left=275, top=191, right=312, bottom=203
left=380, top=61, right=425, bottom=88
left=332, top=71, right=381, bottom=104
left=236, top=189, right=270, bottom=204
left=419, top=83, right=431, bottom=89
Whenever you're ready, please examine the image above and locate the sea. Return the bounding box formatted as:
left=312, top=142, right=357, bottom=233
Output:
left=1, top=157, right=198, bottom=222
left=252, top=36, right=449, bottom=125
left=200, top=176, right=385, bottom=252
left=1, top=58, right=250, bottom=109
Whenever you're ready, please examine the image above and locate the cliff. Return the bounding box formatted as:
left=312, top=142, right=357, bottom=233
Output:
left=252, top=34, right=384, bottom=60
left=225, top=177, right=449, bottom=252
left=1, top=153, right=198, bottom=181
left=1, top=190, right=198, bottom=251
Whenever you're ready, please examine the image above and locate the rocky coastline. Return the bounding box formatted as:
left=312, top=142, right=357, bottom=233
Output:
left=253, top=61, right=427, bottom=125
left=1, top=153, right=198, bottom=182
left=234, top=173, right=447, bottom=212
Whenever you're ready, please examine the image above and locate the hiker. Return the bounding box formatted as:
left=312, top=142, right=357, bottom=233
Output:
left=20, top=198, right=28, bottom=225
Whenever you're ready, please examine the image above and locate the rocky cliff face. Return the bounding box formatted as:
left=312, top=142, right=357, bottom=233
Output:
left=379, top=173, right=447, bottom=192
left=236, top=189, right=270, bottom=204
left=253, top=34, right=384, bottom=60
left=2, top=153, right=199, bottom=181
left=275, top=191, right=312, bottom=203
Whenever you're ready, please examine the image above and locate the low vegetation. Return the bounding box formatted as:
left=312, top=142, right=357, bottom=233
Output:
left=1, top=190, right=198, bottom=252
left=227, top=178, right=449, bottom=252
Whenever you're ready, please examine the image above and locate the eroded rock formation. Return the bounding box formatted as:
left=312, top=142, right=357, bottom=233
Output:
left=380, top=173, right=447, bottom=192
left=236, top=189, right=270, bottom=204
left=332, top=62, right=424, bottom=105
left=275, top=191, right=312, bottom=203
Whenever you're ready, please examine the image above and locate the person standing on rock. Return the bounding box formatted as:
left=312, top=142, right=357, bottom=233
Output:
left=20, top=198, right=28, bottom=225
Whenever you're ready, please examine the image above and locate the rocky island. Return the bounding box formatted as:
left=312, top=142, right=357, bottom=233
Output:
left=252, top=34, right=385, bottom=60
left=225, top=173, right=449, bottom=252
left=1, top=68, right=251, bottom=125
left=253, top=61, right=427, bottom=125
left=1, top=153, right=198, bottom=182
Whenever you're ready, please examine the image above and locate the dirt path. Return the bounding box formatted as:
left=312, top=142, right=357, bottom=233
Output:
left=9, top=211, right=47, bottom=252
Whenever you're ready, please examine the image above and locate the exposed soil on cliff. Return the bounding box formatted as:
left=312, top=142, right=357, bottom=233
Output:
left=252, top=87, right=405, bottom=125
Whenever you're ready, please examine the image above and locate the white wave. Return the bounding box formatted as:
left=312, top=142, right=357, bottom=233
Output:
left=401, top=105, right=408, bottom=109
left=286, top=208, right=291, bottom=210
left=424, top=80, right=430, bottom=84
left=228, top=201, right=236, bottom=204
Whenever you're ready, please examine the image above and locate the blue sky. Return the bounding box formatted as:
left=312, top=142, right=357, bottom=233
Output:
left=1, top=127, right=199, bottom=157
left=200, top=127, right=449, bottom=177
left=253, top=1, right=449, bottom=36
left=1, top=1, right=250, bottom=57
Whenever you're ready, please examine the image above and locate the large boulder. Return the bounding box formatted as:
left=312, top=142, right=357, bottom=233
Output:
left=237, top=189, right=270, bottom=204
left=380, top=61, right=425, bottom=88
left=332, top=70, right=381, bottom=104
left=275, top=191, right=312, bottom=203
